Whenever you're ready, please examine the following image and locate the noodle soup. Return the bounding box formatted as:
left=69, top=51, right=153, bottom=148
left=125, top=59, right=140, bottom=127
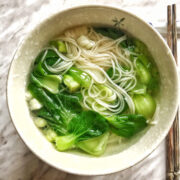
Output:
left=26, top=26, right=159, bottom=156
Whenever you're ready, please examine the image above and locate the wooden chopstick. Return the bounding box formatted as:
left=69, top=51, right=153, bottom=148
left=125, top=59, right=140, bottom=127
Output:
left=172, top=4, right=179, bottom=180
left=166, top=5, right=174, bottom=180
left=166, top=4, right=180, bottom=180
left=172, top=4, right=177, bottom=63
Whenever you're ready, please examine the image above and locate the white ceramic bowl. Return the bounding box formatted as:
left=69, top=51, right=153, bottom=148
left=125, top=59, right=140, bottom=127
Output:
left=7, top=5, right=179, bottom=175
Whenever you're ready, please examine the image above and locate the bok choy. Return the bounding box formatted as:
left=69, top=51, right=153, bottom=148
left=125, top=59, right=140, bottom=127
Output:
left=106, top=114, right=147, bottom=138
left=55, top=111, right=109, bottom=151
left=26, top=25, right=160, bottom=156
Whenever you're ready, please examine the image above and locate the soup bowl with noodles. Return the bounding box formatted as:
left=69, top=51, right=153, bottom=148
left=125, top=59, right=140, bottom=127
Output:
left=7, top=5, right=179, bottom=175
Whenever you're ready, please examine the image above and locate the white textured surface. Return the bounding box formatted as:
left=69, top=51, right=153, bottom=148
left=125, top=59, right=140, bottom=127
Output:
left=0, top=1, right=180, bottom=180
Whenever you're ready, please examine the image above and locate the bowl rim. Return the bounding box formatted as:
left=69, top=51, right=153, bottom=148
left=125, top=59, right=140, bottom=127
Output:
left=6, top=4, right=179, bottom=176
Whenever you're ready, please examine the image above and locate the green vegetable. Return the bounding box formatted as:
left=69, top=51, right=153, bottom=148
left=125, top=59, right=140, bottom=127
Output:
left=100, top=85, right=113, bottom=97
left=36, top=108, right=67, bottom=135
left=107, top=66, right=129, bottom=79
left=121, top=38, right=150, bottom=57
left=106, top=114, right=147, bottom=138
left=130, top=82, right=147, bottom=95
left=147, top=65, right=160, bottom=95
left=120, top=37, right=160, bottom=95
left=30, top=86, right=83, bottom=135
left=50, top=40, right=67, bottom=53
left=94, top=27, right=124, bottom=39
left=34, top=117, right=47, bottom=128
left=29, top=98, right=42, bottom=111
left=29, top=84, right=61, bottom=121
left=68, top=67, right=91, bottom=88
left=121, top=38, right=153, bottom=67
left=133, top=94, right=156, bottom=118
left=34, top=58, right=47, bottom=76
left=63, top=74, right=80, bottom=92
left=85, top=96, right=107, bottom=112
left=77, top=132, right=109, bottom=156
left=133, top=39, right=149, bottom=56
left=55, top=134, right=75, bottom=150
left=106, top=67, right=114, bottom=77
left=30, top=73, right=62, bottom=94
left=34, top=49, right=59, bottom=65
left=95, top=28, right=160, bottom=96
left=55, top=111, right=109, bottom=151
left=136, top=60, right=151, bottom=84
left=33, top=49, right=59, bottom=75
left=27, top=28, right=160, bottom=156
left=26, top=90, right=33, bottom=101
left=57, top=92, right=82, bottom=113
left=30, top=49, right=64, bottom=93
left=137, top=54, right=151, bottom=69
left=120, top=38, right=135, bottom=51
left=45, top=129, right=58, bottom=142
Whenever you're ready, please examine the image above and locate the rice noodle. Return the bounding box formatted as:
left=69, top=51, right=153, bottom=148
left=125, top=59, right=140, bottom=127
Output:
left=45, top=26, right=138, bottom=115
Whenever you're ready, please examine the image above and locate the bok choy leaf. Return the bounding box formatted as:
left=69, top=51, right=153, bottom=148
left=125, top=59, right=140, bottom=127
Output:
left=77, top=132, right=109, bottom=156
left=55, top=111, right=109, bottom=151
left=133, top=94, right=156, bottom=118
left=30, top=73, right=62, bottom=94
left=106, top=114, right=147, bottom=138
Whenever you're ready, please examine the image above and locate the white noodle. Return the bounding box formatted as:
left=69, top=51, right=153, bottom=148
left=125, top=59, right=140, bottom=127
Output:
left=44, top=26, right=138, bottom=115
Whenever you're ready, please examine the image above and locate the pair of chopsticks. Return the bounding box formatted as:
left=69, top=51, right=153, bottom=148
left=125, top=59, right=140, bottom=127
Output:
left=166, top=4, right=180, bottom=180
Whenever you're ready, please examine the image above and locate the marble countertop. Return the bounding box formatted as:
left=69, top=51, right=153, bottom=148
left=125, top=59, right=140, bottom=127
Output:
left=0, top=1, right=180, bottom=180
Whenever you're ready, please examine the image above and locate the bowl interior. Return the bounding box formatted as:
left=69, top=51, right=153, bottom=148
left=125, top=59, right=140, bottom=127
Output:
left=7, top=5, right=179, bottom=175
